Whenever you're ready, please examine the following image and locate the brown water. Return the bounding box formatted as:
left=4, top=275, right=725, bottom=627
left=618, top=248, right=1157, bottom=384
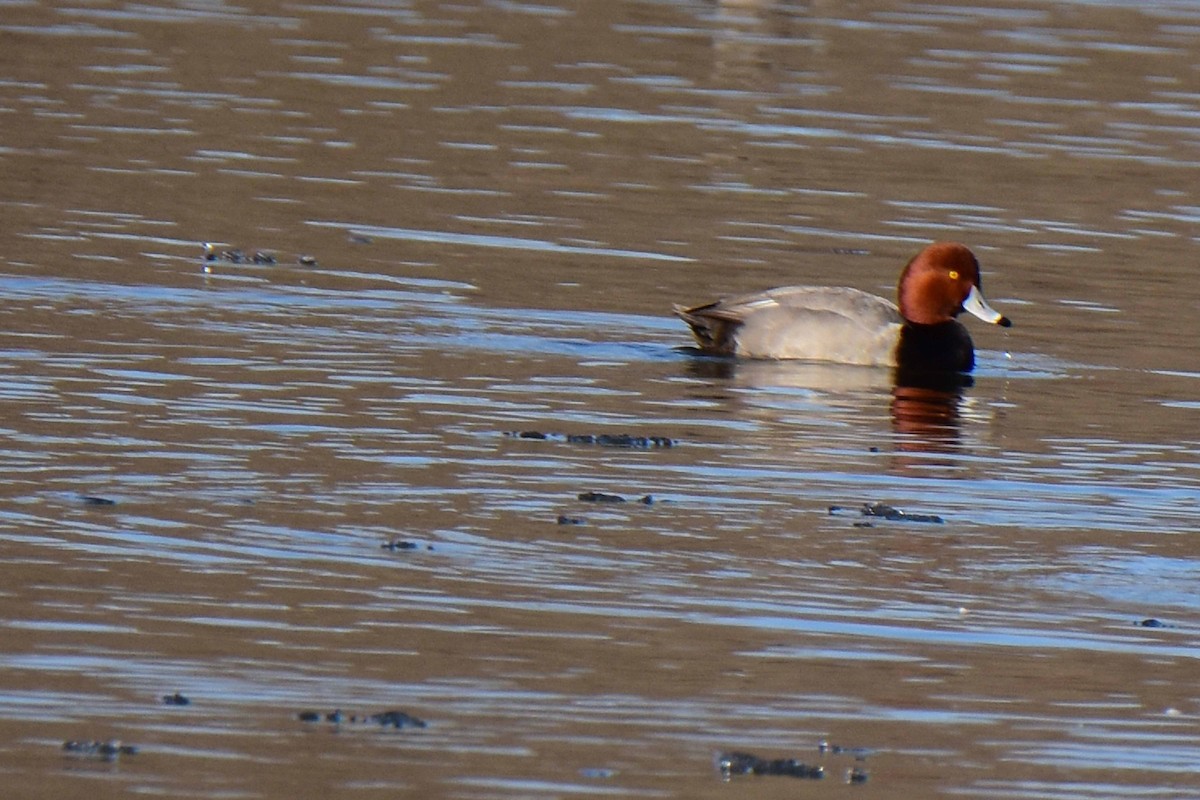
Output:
left=3, top=0, right=1200, bottom=797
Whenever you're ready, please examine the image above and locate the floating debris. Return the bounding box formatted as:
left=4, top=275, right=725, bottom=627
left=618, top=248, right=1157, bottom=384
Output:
left=557, top=515, right=585, bottom=526
left=298, top=255, right=318, bottom=266
left=371, top=710, right=426, bottom=729
left=298, top=709, right=426, bottom=729
left=62, top=740, right=138, bottom=760
left=1138, top=618, right=1167, bottom=628
left=162, top=692, right=190, bottom=706
left=506, top=431, right=676, bottom=448
left=578, top=491, right=626, bottom=503
left=567, top=433, right=674, bottom=448
left=80, top=495, right=116, bottom=506
left=818, top=739, right=874, bottom=759
left=829, top=502, right=944, bottom=524
left=204, top=243, right=251, bottom=263
left=576, top=491, right=657, bottom=505
left=718, top=741, right=873, bottom=783
left=381, top=540, right=420, bottom=551
left=716, top=751, right=824, bottom=780
left=201, top=243, right=280, bottom=265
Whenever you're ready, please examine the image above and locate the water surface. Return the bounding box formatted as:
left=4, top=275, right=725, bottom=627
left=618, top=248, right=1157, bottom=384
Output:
left=3, top=1, right=1200, bottom=798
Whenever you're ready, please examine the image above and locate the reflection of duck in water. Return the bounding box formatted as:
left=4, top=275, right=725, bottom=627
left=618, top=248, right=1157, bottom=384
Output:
left=674, top=242, right=1011, bottom=374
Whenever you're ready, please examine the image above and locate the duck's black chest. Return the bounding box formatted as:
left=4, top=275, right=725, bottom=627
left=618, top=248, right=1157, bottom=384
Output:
left=895, top=321, right=975, bottom=373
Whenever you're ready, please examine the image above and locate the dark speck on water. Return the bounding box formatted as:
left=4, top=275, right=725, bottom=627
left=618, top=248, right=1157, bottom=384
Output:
left=716, top=751, right=825, bottom=780
left=507, top=430, right=676, bottom=448
left=578, top=491, right=627, bottom=503
left=298, top=709, right=426, bottom=729
left=818, top=740, right=874, bottom=759
left=829, top=502, right=944, bottom=524
left=62, top=740, right=138, bottom=760
left=576, top=491, right=657, bottom=504
left=567, top=433, right=674, bottom=448
left=847, top=766, right=870, bottom=784
left=371, top=710, right=427, bottom=729
left=381, top=540, right=422, bottom=551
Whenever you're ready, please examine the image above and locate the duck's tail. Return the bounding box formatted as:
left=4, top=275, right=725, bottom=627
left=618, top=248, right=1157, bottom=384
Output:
left=673, top=302, right=741, bottom=356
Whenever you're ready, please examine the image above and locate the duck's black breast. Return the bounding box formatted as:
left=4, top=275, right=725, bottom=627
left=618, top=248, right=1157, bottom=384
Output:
left=895, top=321, right=975, bottom=374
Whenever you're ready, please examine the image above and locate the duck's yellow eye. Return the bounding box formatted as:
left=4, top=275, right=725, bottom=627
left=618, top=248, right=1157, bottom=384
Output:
left=948, top=270, right=959, bottom=280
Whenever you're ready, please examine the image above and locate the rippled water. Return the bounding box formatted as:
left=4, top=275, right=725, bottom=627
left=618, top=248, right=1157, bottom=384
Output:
left=3, top=1, right=1200, bottom=797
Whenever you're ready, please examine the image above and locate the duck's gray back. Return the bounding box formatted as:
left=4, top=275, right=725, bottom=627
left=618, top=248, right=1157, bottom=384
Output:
left=729, top=286, right=904, bottom=365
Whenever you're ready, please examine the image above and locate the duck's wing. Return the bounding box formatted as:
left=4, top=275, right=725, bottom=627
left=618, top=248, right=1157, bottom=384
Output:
left=675, top=287, right=903, bottom=362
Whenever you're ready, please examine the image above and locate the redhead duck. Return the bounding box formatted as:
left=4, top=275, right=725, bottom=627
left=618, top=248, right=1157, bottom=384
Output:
left=674, top=242, right=1011, bottom=372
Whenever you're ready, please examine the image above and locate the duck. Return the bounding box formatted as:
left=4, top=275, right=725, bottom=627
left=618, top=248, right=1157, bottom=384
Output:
left=674, top=242, right=1011, bottom=373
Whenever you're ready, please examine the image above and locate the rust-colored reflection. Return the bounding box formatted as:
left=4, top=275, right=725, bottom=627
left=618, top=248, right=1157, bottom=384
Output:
left=890, top=370, right=971, bottom=455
